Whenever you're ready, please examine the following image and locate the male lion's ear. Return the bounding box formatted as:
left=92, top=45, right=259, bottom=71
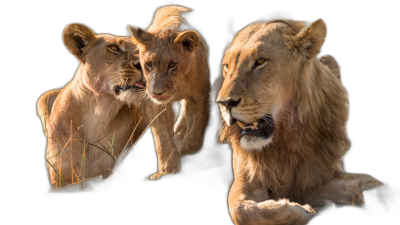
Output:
left=129, top=26, right=153, bottom=46
left=319, top=55, right=342, bottom=80
left=174, top=30, right=200, bottom=53
left=63, top=24, right=96, bottom=62
left=285, top=19, right=326, bottom=59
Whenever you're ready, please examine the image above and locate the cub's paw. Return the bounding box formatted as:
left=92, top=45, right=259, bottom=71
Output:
left=149, top=172, right=164, bottom=180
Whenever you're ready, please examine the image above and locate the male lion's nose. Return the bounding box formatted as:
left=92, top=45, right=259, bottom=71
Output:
left=217, top=98, right=241, bottom=111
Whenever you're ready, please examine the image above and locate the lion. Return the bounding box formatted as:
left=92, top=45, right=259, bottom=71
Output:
left=118, top=6, right=210, bottom=180
left=37, top=23, right=148, bottom=187
left=216, top=19, right=381, bottom=224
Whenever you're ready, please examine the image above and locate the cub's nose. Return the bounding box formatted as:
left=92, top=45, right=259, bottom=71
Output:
left=152, top=90, right=166, bottom=95
left=217, top=98, right=241, bottom=111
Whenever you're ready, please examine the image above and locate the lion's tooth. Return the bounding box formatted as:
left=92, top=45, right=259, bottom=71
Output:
left=253, top=122, right=258, bottom=128
left=237, top=121, right=245, bottom=129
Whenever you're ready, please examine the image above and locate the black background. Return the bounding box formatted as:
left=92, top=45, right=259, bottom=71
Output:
left=14, top=1, right=400, bottom=224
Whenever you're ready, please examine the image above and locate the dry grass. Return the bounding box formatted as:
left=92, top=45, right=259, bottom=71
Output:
left=41, top=96, right=167, bottom=190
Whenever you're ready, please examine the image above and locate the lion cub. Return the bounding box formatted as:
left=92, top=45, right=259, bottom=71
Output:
left=121, top=6, right=210, bottom=180
left=37, top=24, right=147, bottom=187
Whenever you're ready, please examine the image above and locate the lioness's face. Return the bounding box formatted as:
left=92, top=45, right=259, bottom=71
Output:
left=217, top=22, right=301, bottom=151
left=87, top=35, right=144, bottom=99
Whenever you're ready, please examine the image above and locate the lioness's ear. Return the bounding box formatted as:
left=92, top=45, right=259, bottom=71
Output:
left=63, top=24, right=96, bottom=62
left=285, top=19, right=326, bottom=59
left=174, top=30, right=199, bottom=53
left=319, top=55, right=342, bottom=80
left=129, top=26, right=153, bottom=46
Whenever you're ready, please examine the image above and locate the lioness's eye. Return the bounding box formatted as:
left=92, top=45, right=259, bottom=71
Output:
left=168, top=62, right=177, bottom=68
left=108, top=45, right=121, bottom=53
left=146, top=61, right=153, bottom=67
left=255, top=58, right=266, bottom=66
left=223, top=64, right=229, bottom=72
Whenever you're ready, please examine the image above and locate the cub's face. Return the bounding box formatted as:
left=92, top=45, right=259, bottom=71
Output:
left=63, top=24, right=144, bottom=103
left=129, top=28, right=200, bottom=104
left=217, top=21, right=305, bottom=151
left=140, top=39, right=190, bottom=104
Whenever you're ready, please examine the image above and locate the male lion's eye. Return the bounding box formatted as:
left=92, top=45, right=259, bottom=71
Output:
left=146, top=61, right=153, bottom=67
left=255, top=58, right=266, bottom=66
left=223, top=64, right=229, bottom=72
left=168, top=62, right=177, bottom=68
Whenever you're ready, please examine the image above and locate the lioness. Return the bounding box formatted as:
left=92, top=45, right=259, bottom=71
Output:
left=120, top=6, right=210, bottom=180
left=37, top=24, right=147, bottom=187
left=217, top=19, right=381, bottom=224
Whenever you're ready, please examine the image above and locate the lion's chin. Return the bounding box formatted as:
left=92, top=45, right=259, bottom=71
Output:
left=115, top=91, right=144, bottom=106
left=150, top=96, right=173, bottom=105
left=149, top=92, right=175, bottom=105
left=234, top=115, right=274, bottom=151
left=240, top=136, right=273, bottom=151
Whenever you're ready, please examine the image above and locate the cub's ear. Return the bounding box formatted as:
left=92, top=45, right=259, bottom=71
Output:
left=129, top=26, right=153, bottom=46
left=319, top=55, right=342, bottom=80
left=174, top=30, right=199, bottom=53
left=285, top=19, right=326, bottom=59
left=63, top=24, right=96, bottom=63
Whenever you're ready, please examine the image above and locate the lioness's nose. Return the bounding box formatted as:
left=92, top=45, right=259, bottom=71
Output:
left=217, top=98, right=241, bottom=110
left=130, top=60, right=142, bottom=71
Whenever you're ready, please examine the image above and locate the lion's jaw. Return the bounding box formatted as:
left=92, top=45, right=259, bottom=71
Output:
left=219, top=97, right=277, bottom=151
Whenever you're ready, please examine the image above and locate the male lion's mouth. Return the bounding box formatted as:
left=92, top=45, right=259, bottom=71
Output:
left=114, top=81, right=145, bottom=95
left=236, top=115, right=274, bottom=139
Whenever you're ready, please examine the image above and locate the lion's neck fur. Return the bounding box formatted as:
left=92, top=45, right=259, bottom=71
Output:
left=223, top=58, right=349, bottom=199
left=69, top=64, right=126, bottom=133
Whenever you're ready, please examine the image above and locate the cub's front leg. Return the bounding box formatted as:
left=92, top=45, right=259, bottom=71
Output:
left=174, top=97, right=209, bottom=155
left=147, top=104, right=180, bottom=180
left=228, top=178, right=315, bottom=225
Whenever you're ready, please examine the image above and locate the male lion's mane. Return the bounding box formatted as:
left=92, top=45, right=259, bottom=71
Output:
left=219, top=51, right=349, bottom=198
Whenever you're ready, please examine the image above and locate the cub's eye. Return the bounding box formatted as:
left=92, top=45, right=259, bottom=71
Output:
left=223, top=64, right=229, bottom=72
left=255, top=58, right=266, bottom=66
left=146, top=61, right=153, bottom=67
left=168, top=62, right=177, bottom=68
left=108, top=45, right=121, bottom=53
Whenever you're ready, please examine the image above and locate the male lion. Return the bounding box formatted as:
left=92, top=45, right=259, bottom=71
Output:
left=121, top=6, right=210, bottom=180
left=37, top=24, right=147, bottom=187
left=217, top=19, right=381, bottom=224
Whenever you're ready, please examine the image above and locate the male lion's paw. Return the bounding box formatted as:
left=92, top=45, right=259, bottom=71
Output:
left=149, top=172, right=164, bottom=180
left=302, top=204, right=317, bottom=216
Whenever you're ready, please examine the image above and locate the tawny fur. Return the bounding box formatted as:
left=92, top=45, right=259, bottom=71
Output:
left=123, top=6, right=210, bottom=180
left=217, top=19, right=381, bottom=225
left=37, top=24, right=147, bottom=187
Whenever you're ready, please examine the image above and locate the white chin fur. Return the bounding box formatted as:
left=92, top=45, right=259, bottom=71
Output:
left=150, top=96, right=173, bottom=105
left=116, top=91, right=141, bottom=106
left=240, top=135, right=273, bottom=151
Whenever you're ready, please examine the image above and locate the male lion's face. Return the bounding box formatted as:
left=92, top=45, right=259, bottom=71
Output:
left=217, top=22, right=303, bottom=151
